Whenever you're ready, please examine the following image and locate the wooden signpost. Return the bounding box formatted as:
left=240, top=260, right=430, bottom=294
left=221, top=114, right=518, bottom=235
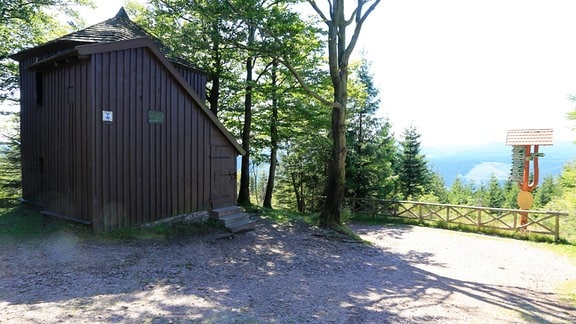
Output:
left=505, top=129, right=553, bottom=227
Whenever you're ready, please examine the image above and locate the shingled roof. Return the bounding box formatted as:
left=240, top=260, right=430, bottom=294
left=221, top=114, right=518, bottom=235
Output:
left=11, top=8, right=195, bottom=69
left=505, top=128, right=554, bottom=146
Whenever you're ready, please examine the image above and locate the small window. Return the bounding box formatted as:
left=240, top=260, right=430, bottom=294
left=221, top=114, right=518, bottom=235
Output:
left=35, top=72, right=43, bottom=107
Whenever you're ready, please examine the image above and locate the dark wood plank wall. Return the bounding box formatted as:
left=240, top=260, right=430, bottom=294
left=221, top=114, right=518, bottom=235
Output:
left=19, top=49, right=88, bottom=211
left=18, top=57, right=40, bottom=205
left=40, top=60, right=92, bottom=221
left=176, top=66, right=207, bottom=101
left=91, top=47, right=216, bottom=231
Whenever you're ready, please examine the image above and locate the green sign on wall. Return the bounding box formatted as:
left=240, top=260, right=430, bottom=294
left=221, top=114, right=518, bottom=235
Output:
left=147, top=110, right=165, bottom=124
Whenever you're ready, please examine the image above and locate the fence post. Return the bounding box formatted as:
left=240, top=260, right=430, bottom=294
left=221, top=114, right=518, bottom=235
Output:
left=477, top=210, right=482, bottom=230
left=555, top=213, right=560, bottom=243
left=418, top=203, right=423, bottom=223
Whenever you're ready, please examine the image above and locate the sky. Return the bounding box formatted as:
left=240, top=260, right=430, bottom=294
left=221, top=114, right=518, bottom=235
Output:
left=83, top=0, right=576, bottom=148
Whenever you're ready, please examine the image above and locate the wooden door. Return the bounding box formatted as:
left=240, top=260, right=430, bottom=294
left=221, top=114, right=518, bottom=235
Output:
left=210, top=144, right=237, bottom=208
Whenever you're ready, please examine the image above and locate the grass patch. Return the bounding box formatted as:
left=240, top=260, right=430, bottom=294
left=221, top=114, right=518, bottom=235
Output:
left=0, top=201, right=91, bottom=243
left=0, top=199, right=227, bottom=244
left=99, top=218, right=226, bottom=242
left=259, top=207, right=318, bottom=225
left=557, top=280, right=576, bottom=306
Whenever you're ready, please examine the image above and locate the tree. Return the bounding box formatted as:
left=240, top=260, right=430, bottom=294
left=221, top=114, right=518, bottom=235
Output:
left=128, top=0, right=242, bottom=117
left=346, top=57, right=397, bottom=201
left=236, top=23, right=257, bottom=206
left=533, top=175, right=560, bottom=208
left=397, top=125, right=430, bottom=199
left=502, top=179, right=520, bottom=209
left=426, top=171, right=448, bottom=203
left=448, top=177, right=474, bottom=205
left=262, top=60, right=282, bottom=208
left=484, top=174, right=505, bottom=208
left=0, top=112, right=20, bottom=197
left=281, top=0, right=380, bottom=229
left=231, top=0, right=381, bottom=226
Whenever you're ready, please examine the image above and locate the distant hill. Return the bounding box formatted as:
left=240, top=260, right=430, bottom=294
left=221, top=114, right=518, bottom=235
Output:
left=423, top=141, right=576, bottom=187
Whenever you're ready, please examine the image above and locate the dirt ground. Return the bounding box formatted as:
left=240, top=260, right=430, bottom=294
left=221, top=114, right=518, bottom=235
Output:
left=1, top=216, right=576, bottom=323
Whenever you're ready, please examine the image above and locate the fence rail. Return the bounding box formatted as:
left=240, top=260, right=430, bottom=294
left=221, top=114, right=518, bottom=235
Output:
left=345, top=198, right=569, bottom=242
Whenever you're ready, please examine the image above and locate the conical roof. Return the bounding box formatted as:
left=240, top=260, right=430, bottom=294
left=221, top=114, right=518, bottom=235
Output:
left=11, top=8, right=194, bottom=68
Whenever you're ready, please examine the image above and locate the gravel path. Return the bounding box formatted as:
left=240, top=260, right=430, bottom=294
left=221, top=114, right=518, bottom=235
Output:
left=1, top=217, right=575, bottom=323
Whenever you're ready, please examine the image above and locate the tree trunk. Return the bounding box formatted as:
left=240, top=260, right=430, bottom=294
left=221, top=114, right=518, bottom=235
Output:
left=263, top=61, right=279, bottom=208
left=320, top=0, right=348, bottom=229
left=208, top=75, right=220, bottom=116
left=291, top=172, right=304, bottom=212
left=321, top=102, right=347, bottom=228
left=237, top=54, right=254, bottom=207
left=207, top=41, right=221, bottom=116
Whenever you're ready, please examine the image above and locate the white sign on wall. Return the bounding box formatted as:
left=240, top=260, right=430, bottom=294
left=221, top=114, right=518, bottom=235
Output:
left=102, top=110, right=113, bottom=122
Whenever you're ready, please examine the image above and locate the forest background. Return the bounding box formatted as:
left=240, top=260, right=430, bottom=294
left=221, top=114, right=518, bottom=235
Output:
left=1, top=0, right=576, bottom=241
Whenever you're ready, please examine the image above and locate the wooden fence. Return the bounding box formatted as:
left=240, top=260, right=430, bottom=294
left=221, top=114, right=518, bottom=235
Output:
left=345, top=198, right=569, bottom=242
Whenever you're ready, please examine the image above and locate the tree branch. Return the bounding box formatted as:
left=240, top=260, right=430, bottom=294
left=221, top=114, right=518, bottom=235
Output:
left=276, top=56, right=341, bottom=109
left=341, top=0, right=380, bottom=65
left=307, top=0, right=330, bottom=25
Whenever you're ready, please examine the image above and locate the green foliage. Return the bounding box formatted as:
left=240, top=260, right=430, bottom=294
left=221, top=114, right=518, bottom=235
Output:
left=426, top=172, right=449, bottom=203
left=502, top=179, right=520, bottom=209
left=0, top=112, right=20, bottom=197
left=448, top=177, right=474, bottom=205
left=484, top=174, right=505, bottom=208
left=533, top=175, right=561, bottom=208
left=544, top=160, right=576, bottom=243
left=346, top=57, right=397, bottom=201
left=130, top=0, right=327, bottom=208
left=397, top=125, right=430, bottom=199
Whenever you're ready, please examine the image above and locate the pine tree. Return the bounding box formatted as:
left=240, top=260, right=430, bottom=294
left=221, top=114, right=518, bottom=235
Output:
left=485, top=174, right=505, bottom=208
left=397, top=125, right=430, bottom=199
left=346, top=58, right=397, bottom=200
left=448, top=177, right=474, bottom=205
left=502, top=179, right=520, bottom=209
left=533, top=175, right=560, bottom=208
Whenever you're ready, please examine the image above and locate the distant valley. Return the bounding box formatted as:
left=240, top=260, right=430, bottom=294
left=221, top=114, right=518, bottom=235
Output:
left=423, top=141, right=576, bottom=187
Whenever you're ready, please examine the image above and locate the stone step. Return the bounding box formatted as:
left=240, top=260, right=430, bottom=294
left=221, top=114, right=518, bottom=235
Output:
left=228, top=218, right=256, bottom=233
left=218, top=213, right=250, bottom=227
left=209, top=206, right=244, bottom=219
left=209, top=205, right=255, bottom=233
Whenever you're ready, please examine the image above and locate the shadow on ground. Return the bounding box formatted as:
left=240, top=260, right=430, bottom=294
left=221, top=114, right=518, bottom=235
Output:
left=0, top=216, right=575, bottom=323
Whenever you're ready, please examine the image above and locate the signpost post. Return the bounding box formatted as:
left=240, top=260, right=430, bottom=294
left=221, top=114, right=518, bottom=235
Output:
left=505, top=129, right=553, bottom=228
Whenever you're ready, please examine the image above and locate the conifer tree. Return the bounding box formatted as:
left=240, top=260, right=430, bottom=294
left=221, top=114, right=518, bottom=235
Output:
left=397, top=125, right=430, bottom=199
left=346, top=58, right=397, bottom=200
left=485, top=174, right=505, bottom=208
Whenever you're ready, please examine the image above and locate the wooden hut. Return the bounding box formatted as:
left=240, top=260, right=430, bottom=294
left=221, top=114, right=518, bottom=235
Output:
left=10, top=8, right=247, bottom=232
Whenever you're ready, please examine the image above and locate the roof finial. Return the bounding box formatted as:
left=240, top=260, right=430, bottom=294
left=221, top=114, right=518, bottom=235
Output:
left=115, top=7, right=129, bottom=19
